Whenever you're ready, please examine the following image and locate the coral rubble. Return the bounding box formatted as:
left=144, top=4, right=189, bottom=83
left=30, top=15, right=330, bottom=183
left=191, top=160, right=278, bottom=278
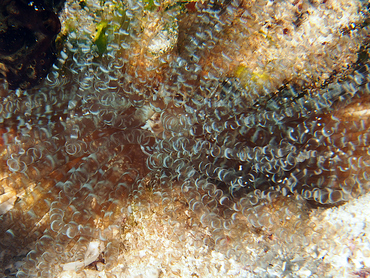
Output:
left=1, top=0, right=370, bottom=277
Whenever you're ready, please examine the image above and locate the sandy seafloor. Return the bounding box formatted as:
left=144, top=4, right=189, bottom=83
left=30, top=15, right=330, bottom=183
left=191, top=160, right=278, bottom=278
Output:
left=57, top=192, right=370, bottom=278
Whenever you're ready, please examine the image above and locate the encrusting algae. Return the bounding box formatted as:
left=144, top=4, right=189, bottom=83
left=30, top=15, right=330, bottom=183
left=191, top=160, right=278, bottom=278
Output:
left=1, top=0, right=370, bottom=277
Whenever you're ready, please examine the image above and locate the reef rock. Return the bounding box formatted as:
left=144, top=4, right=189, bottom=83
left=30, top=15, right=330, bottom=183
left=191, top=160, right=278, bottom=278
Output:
left=0, top=0, right=370, bottom=277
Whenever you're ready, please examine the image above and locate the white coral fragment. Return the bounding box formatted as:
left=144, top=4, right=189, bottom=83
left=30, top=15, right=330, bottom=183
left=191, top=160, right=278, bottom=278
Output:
left=61, top=240, right=104, bottom=271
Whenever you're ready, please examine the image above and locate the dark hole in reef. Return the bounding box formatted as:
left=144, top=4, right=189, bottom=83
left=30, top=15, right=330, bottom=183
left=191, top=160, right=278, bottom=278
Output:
left=0, top=0, right=63, bottom=90
left=0, top=27, right=36, bottom=56
left=26, top=67, right=36, bottom=79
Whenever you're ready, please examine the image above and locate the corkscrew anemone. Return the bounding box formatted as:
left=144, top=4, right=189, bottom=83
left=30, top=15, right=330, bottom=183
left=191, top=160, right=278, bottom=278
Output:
left=0, top=0, right=370, bottom=277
